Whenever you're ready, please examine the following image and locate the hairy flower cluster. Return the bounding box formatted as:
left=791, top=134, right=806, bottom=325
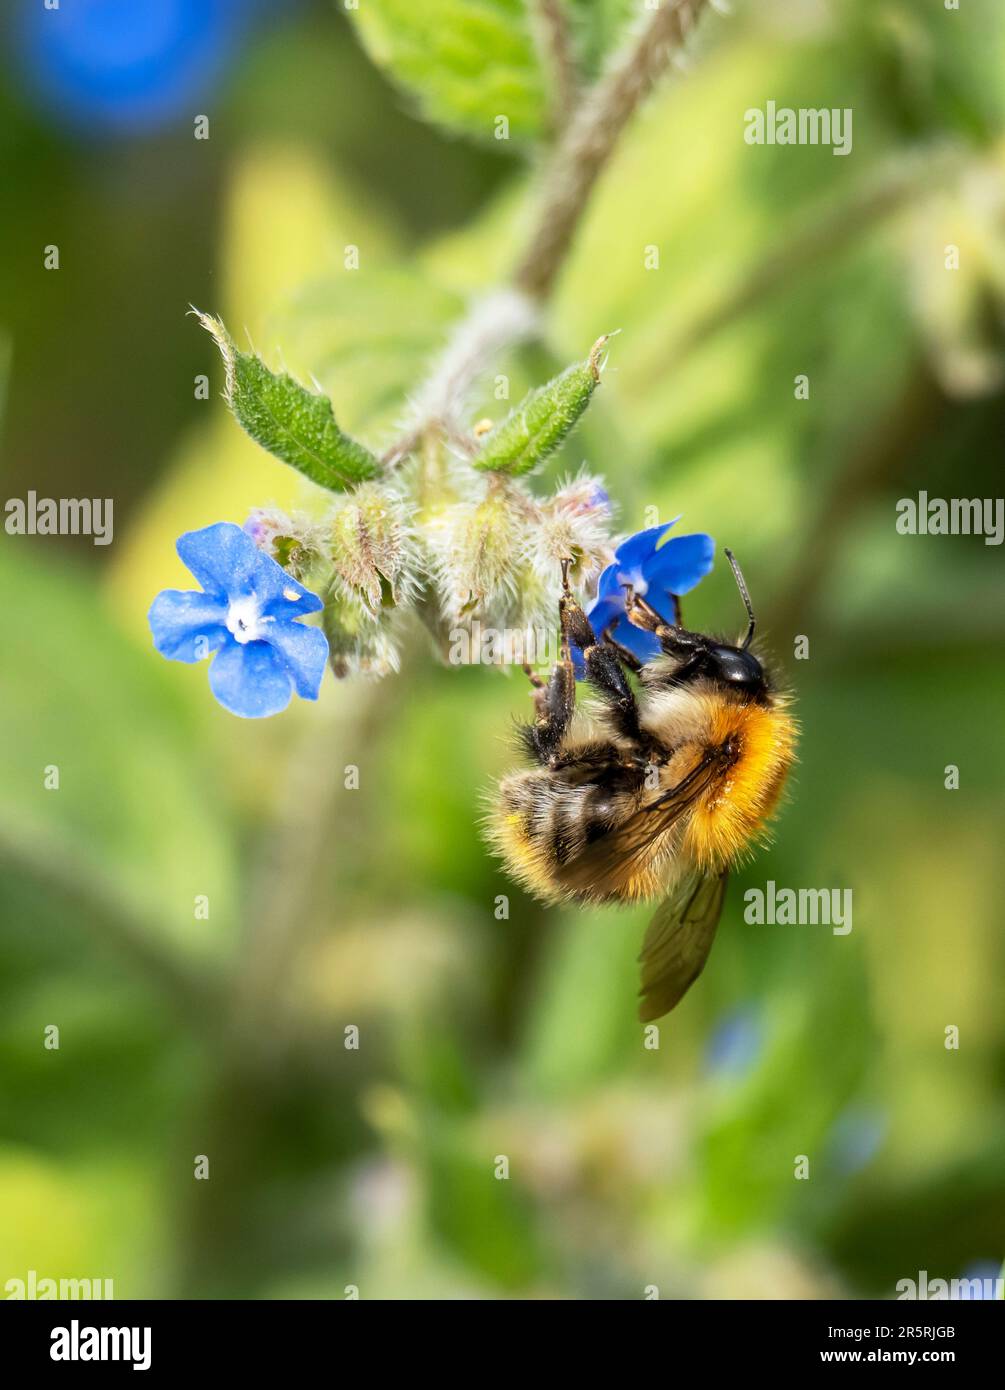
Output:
left=327, top=482, right=419, bottom=615
left=237, top=467, right=615, bottom=682
left=148, top=327, right=715, bottom=715
left=244, top=491, right=419, bottom=681
left=426, top=469, right=614, bottom=634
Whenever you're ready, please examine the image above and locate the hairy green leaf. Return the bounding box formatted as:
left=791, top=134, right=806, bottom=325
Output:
left=195, top=311, right=380, bottom=492
left=349, top=0, right=547, bottom=144
left=472, top=334, right=612, bottom=476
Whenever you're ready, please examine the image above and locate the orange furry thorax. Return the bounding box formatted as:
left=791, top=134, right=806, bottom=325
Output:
left=682, top=690, right=797, bottom=872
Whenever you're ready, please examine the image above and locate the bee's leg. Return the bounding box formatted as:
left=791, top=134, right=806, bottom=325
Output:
left=625, top=589, right=686, bottom=631
left=599, top=621, right=643, bottom=674
left=583, top=642, right=644, bottom=741
left=624, top=589, right=708, bottom=683
left=625, top=589, right=702, bottom=656
left=558, top=563, right=642, bottom=741
left=520, top=561, right=580, bottom=763
left=523, top=646, right=576, bottom=764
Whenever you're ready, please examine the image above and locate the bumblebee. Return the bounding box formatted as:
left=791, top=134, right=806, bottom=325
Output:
left=486, top=552, right=797, bottom=1021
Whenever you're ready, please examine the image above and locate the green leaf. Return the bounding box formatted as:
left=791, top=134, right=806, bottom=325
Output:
left=472, top=333, right=611, bottom=476
left=348, top=0, right=548, bottom=144
left=195, top=310, right=381, bottom=492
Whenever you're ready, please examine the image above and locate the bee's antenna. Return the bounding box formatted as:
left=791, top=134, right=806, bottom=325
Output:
left=724, top=548, right=756, bottom=649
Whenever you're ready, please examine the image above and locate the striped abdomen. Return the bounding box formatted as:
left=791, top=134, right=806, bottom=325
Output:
left=488, top=751, right=651, bottom=904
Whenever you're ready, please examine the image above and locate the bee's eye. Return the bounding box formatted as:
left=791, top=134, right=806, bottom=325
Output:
left=707, top=644, right=764, bottom=692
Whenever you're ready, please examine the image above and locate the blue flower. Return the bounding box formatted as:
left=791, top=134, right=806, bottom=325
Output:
left=705, top=1005, right=763, bottom=1078
left=580, top=519, right=714, bottom=669
left=17, top=0, right=263, bottom=137
left=148, top=522, right=328, bottom=718
left=825, top=1105, right=888, bottom=1176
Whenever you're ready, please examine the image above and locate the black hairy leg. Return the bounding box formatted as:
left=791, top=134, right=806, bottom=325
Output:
left=520, top=559, right=579, bottom=763
left=625, top=588, right=706, bottom=679
left=522, top=559, right=642, bottom=760
left=521, top=653, right=576, bottom=763
left=559, top=562, right=641, bottom=742
left=599, top=619, right=643, bottom=674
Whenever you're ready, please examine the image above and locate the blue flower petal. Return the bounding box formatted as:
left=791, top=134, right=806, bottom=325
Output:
left=573, top=596, right=621, bottom=674
left=607, top=616, right=662, bottom=664
left=646, top=532, right=715, bottom=596
left=208, top=640, right=293, bottom=718
left=176, top=521, right=262, bottom=599
left=585, top=594, right=623, bottom=639
left=262, top=620, right=329, bottom=700
left=153, top=521, right=330, bottom=716
left=177, top=520, right=324, bottom=620
left=148, top=589, right=228, bottom=663
left=612, top=519, right=678, bottom=584
left=17, top=0, right=256, bottom=138
left=572, top=520, right=715, bottom=682
left=593, top=561, right=622, bottom=602
left=259, top=573, right=324, bottom=623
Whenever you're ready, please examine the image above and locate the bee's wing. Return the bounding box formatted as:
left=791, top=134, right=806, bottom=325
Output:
left=557, top=750, right=721, bottom=898
left=637, top=869, right=729, bottom=1022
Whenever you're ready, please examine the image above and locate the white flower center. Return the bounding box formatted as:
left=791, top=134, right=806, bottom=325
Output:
left=226, top=594, right=267, bottom=645
left=617, top=569, right=647, bottom=597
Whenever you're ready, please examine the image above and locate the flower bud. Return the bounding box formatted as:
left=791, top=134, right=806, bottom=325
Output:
left=322, top=588, right=401, bottom=680
left=327, top=483, right=417, bottom=616
left=529, top=471, right=615, bottom=588
left=431, top=481, right=529, bottom=623
left=471, top=335, right=612, bottom=477
left=243, top=507, right=322, bottom=582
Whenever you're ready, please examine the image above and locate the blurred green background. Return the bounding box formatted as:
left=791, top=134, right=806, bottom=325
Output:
left=1, top=0, right=1003, bottom=1299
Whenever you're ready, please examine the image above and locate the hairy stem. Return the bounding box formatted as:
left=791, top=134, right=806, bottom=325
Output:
left=383, top=288, right=540, bottom=466
left=531, top=0, right=580, bottom=135
left=514, top=0, right=712, bottom=301
left=384, top=2, right=712, bottom=468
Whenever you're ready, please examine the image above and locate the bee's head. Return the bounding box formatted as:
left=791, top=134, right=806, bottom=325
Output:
left=705, top=550, right=766, bottom=697
left=657, top=550, right=767, bottom=699
left=703, top=641, right=766, bottom=698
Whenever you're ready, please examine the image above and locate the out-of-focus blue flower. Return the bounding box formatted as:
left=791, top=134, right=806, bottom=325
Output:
left=705, top=1005, right=763, bottom=1078
left=576, top=519, right=714, bottom=673
left=148, top=522, right=328, bottom=718
left=955, top=1261, right=1004, bottom=1300
left=825, top=1105, right=888, bottom=1175
left=16, top=0, right=267, bottom=136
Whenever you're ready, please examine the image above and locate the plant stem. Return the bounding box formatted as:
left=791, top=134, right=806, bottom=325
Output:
left=382, top=288, right=540, bottom=466
left=514, top=0, right=712, bottom=302
left=383, top=2, right=712, bottom=469
left=531, top=0, right=580, bottom=135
